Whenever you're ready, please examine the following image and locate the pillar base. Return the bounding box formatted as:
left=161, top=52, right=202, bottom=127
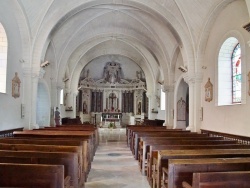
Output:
left=186, top=125, right=194, bottom=131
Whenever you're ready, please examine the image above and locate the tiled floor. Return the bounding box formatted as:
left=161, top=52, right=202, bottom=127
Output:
left=85, top=128, right=150, bottom=188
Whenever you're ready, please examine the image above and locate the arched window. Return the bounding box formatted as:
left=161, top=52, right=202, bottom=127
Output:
left=0, top=23, right=8, bottom=93
left=218, top=37, right=242, bottom=105
left=60, top=89, right=64, bottom=105
left=231, top=43, right=241, bottom=103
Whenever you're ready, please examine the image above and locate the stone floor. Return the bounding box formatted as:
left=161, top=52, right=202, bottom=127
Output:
left=85, top=128, right=150, bottom=188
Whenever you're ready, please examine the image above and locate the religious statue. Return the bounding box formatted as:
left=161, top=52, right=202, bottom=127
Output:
left=137, top=102, right=141, bottom=115
left=83, top=101, right=88, bottom=114
left=12, top=72, right=21, bottom=98
left=205, top=78, right=213, bottom=102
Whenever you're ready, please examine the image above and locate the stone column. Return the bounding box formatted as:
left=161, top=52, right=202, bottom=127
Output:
left=194, top=73, right=203, bottom=132
left=146, top=92, right=152, bottom=119
left=21, top=67, right=32, bottom=130
left=30, top=69, right=44, bottom=129
left=184, top=73, right=194, bottom=131
left=72, top=91, right=78, bottom=118
left=184, top=73, right=203, bottom=132
left=162, top=85, right=174, bottom=128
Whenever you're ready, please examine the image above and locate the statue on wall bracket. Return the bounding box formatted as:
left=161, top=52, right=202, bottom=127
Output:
left=12, top=72, right=21, bottom=98
left=204, top=78, right=213, bottom=102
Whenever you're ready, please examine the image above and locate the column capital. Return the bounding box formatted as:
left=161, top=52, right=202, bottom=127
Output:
left=162, top=85, right=174, bottom=92
left=183, top=72, right=203, bottom=84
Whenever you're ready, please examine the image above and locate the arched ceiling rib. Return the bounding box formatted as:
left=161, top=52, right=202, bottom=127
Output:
left=49, top=3, right=182, bottom=89
left=16, top=0, right=236, bottom=91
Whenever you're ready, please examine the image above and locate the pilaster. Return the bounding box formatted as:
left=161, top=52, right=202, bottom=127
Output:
left=162, top=85, right=174, bottom=128
left=184, top=73, right=203, bottom=132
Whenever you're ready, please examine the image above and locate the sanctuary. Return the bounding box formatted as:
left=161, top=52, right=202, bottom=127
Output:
left=77, top=61, right=148, bottom=127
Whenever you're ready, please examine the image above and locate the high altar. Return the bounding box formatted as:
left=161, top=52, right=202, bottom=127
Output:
left=101, top=112, right=122, bottom=127
left=77, top=61, right=148, bottom=126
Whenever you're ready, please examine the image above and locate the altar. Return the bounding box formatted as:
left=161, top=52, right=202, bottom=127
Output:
left=101, top=113, right=122, bottom=127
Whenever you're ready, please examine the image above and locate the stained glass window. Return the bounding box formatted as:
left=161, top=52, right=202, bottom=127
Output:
left=231, top=43, right=241, bottom=103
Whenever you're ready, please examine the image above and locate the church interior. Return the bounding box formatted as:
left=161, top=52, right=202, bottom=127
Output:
left=1, top=0, right=250, bottom=187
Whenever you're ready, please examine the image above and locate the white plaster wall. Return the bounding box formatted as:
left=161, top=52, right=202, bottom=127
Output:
left=202, top=0, right=250, bottom=136
left=0, top=2, right=24, bottom=130
left=36, top=82, right=50, bottom=127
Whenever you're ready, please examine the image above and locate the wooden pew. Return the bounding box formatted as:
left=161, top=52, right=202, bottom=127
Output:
left=0, top=163, right=65, bottom=188
left=138, top=136, right=225, bottom=169
left=129, top=128, right=189, bottom=150
left=139, top=138, right=235, bottom=176
left=183, top=171, right=250, bottom=188
left=14, top=130, right=95, bottom=153
left=0, top=138, right=90, bottom=182
left=13, top=130, right=95, bottom=169
left=155, top=149, right=250, bottom=188
left=147, top=144, right=250, bottom=187
left=126, top=126, right=185, bottom=147
left=166, top=158, right=250, bottom=188
left=132, top=132, right=207, bottom=159
left=0, top=143, right=85, bottom=184
left=38, top=126, right=99, bottom=149
left=0, top=150, right=79, bottom=187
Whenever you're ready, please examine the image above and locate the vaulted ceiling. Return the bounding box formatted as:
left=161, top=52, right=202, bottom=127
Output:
left=16, top=0, right=239, bottom=93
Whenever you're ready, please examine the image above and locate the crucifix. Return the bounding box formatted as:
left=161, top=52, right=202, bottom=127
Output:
left=109, top=92, right=117, bottom=111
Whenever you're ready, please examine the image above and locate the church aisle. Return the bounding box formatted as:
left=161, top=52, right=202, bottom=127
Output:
left=85, top=128, right=150, bottom=188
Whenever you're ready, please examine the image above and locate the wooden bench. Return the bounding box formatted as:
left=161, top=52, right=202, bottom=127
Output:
left=0, top=138, right=90, bottom=183
left=136, top=138, right=236, bottom=164
left=0, top=150, right=79, bottom=187
left=37, top=126, right=99, bottom=150
left=155, top=149, right=250, bottom=188
left=14, top=130, right=95, bottom=153
left=126, top=126, right=186, bottom=147
left=147, top=144, right=250, bottom=187
left=166, top=158, right=250, bottom=188
left=0, top=163, right=66, bottom=188
left=0, top=143, right=85, bottom=183
left=139, top=138, right=236, bottom=176
left=138, top=136, right=225, bottom=169
left=132, top=132, right=207, bottom=159
left=130, top=129, right=190, bottom=149
left=13, top=130, right=95, bottom=171
left=183, top=171, right=250, bottom=188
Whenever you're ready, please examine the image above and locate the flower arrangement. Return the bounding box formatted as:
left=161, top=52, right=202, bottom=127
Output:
left=108, top=122, right=116, bottom=129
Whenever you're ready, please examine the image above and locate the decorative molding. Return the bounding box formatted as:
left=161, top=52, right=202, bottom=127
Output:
left=79, top=62, right=146, bottom=91
left=162, top=85, right=174, bottom=92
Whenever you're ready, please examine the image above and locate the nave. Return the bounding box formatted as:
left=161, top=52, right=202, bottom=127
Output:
left=86, top=128, right=150, bottom=188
